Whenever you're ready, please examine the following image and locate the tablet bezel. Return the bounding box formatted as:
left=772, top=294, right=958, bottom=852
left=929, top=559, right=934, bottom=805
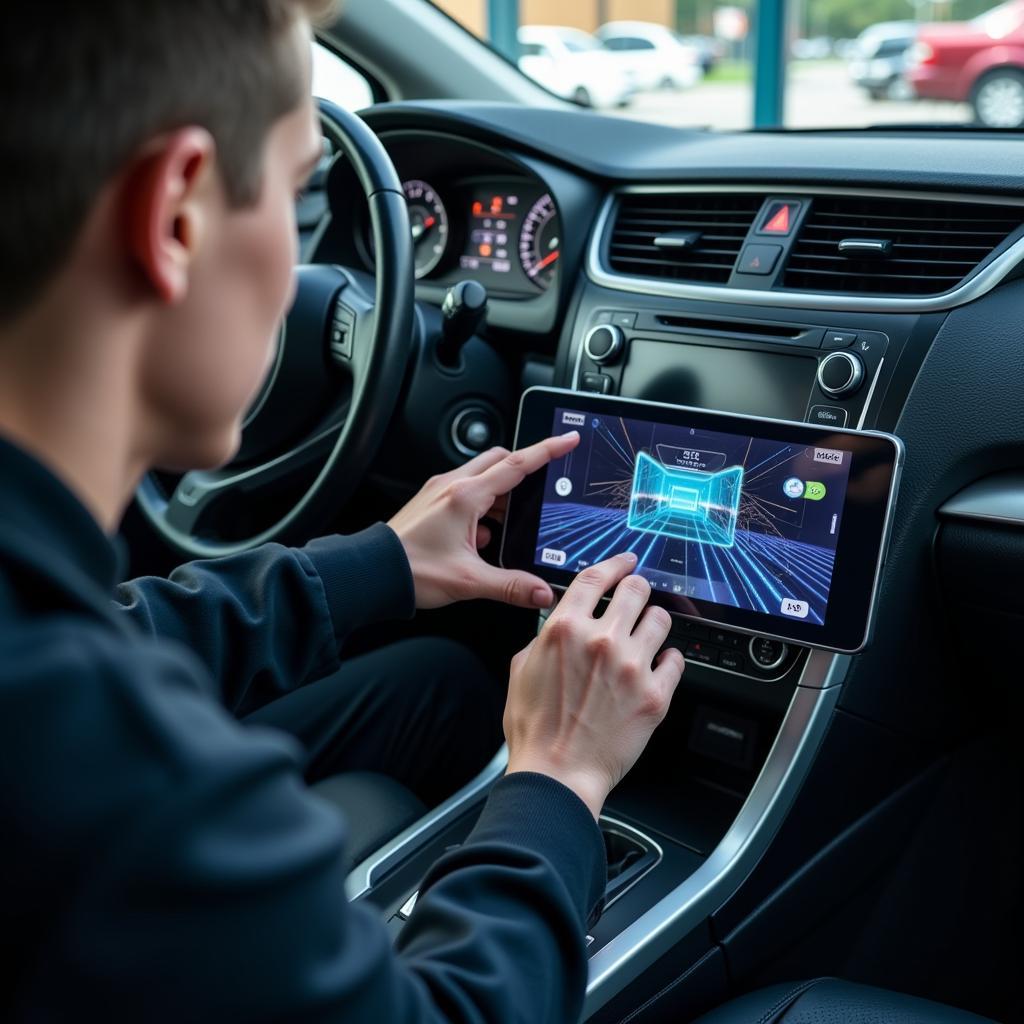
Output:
left=500, top=387, right=903, bottom=654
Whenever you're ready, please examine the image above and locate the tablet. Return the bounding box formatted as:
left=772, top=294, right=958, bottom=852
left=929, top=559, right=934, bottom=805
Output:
left=500, top=387, right=903, bottom=654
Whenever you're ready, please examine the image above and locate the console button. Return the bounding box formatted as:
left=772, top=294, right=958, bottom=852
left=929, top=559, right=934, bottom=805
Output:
left=610, top=311, right=637, bottom=329
left=808, top=404, right=849, bottom=428
left=817, top=351, right=864, bottom=398
left=719, top=649, right=746, bottom=673
left=689, top=706, right=756, bottom=768
left=823, top=329, right=857, bottom=349
left=676, top=620, right=708, bottom=640
left=581, top=371, right=613, bottom=394
left=685, top=641, right=719, bottom=666
left=709, top=628, right=742, bottom=648
left=583, top=324, right=624, bottom=364
left=737, top=243, right=782, bottom=275
left=749, top=636, right=789, bottom=672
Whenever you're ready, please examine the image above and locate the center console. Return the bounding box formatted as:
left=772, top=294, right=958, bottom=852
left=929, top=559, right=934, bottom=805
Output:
left=347, top=194, right=952, bottom=1021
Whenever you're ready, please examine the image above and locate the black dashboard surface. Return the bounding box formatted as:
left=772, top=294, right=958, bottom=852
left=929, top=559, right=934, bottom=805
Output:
left=364, top=101, right=1024, bottom=195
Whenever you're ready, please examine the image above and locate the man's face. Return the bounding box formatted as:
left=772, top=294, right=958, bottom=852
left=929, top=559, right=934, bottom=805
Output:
left=140, top=19, right=322, bottom=472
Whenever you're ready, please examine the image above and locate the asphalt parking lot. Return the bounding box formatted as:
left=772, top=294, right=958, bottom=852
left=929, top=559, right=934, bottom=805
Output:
left=613, top=59, right=972, bottom=131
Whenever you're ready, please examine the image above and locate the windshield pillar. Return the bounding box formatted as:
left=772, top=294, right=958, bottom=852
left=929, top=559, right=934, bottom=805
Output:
left=754, top=0, right=788, bottom=126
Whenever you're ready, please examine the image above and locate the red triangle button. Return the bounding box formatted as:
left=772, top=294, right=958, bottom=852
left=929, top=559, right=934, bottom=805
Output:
left=763, top=204, right=792, bottom=234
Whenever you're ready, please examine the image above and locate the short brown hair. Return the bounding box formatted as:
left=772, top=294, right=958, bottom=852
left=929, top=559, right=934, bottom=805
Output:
left=0, top=0, right=336, bottom=322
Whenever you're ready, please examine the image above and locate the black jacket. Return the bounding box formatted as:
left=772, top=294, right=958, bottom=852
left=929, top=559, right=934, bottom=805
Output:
left=0, top=436, right=605, bottom=1022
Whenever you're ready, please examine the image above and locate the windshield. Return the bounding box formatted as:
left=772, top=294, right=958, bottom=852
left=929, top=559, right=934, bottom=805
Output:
left=434, top=0, right=1024, bottom=130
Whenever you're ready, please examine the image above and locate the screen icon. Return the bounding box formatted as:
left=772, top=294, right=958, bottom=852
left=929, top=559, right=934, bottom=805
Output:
left=561, top=411, right=585, bottom=427
left=541, top=548, right=566, bottom=566
left=554, top=477, right=573, bottom=497
left=780, top=598, right=810, bottom=619
left=783, top=477, right=804, bottom=499
left=804, top=481, right=827, bottom=501
left=813, top=447, right=844, bottom=465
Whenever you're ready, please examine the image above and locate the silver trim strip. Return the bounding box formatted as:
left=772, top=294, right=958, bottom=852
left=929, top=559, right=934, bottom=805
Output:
left=583, top=649, right=847, bottom=1016
left=938, top=472, right=1024, bottom=528
left=587, top=184, right=1024, bottom=313
left=855, top=356, right=885, bottom=431
left=346, top=744, right=508, bottom=899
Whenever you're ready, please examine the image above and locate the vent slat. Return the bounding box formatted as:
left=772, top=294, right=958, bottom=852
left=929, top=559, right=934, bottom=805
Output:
left=784, top=195, right=1023, bottom=296
left=608, top=193, right=763, bottom=284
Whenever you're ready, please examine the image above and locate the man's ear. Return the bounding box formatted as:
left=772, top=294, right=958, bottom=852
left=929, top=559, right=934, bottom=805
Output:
left=124, top=127, right=216, bottom=304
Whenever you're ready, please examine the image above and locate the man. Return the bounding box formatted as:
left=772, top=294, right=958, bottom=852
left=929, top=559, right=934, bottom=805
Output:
left=0, top=2, right=684, bottom=1020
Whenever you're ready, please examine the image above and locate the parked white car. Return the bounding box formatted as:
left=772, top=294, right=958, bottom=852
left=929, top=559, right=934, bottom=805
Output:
left=595, top=21, right=703, bottom=91
left=517, top=25, right=635, bottom=108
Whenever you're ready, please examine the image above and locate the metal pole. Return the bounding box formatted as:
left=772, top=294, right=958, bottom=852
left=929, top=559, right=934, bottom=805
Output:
left=753, top=0, right=787, bottom=127
left=488, top=0, right=520, bottom=63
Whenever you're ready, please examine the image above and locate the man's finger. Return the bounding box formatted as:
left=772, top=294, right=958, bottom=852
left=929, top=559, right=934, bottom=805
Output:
left=477, top=432, right=580, bottom=499
left=603, top=571, right=652, bottom=633
left=473, top=564, right=554, bottom=609
left=448, top=445, right=511, bottom=480
left=631, top=604, right=674, bottom=662
left=651, top=647, right=685, bottom=696
left=552, top=552, right=638, bottom=619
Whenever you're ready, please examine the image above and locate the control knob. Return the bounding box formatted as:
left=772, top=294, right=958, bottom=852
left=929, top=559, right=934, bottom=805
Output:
left=583, top=324, right=624, bottom=365
left=817, top=351, right=864, bottom=398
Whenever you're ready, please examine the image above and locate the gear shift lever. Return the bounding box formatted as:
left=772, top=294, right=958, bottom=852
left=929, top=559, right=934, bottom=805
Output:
left=437, top=280, right=488, bottom=367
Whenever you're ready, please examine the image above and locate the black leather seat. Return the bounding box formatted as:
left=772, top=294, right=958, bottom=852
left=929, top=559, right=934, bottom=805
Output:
left=695, top=978, right=996, bottom=1023
left=311, top=771, right=427, bottom=867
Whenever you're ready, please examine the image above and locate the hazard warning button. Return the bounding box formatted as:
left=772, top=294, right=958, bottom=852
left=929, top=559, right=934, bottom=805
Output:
left=737, top=243, right=782, bottom=276
left=758, top=201, right=800, bottom=236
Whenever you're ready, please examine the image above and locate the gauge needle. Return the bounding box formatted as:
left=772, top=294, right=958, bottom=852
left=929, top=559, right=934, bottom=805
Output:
left=410, top=216, right=436, bottom=242
left=530, top=249, right=560, bottom=276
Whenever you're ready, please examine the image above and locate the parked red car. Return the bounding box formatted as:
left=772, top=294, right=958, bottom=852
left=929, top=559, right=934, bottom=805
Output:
left=908, top=0, right=1024, bottom=127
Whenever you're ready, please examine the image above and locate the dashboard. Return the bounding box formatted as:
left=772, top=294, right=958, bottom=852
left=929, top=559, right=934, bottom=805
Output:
left=310, top=100, right=1024, bottom=1024
left=312, top=102, right=1024, bottom=708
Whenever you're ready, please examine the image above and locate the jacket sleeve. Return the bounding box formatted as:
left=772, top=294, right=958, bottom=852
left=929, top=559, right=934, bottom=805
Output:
left=18, top=634, right=606, bottom=1023
left=112, top=524, right=416, bottom=713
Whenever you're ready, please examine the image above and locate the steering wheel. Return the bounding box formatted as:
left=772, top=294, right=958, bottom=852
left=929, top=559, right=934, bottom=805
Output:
left=136, top=100, right=414, bottom=558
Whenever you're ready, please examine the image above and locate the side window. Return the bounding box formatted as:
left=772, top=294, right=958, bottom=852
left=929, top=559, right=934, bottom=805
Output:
left=311, top=40, right=374, bottom=110
left=519, top=43, right=547, bottom=58
left=622, top=37, right=656, bottom=51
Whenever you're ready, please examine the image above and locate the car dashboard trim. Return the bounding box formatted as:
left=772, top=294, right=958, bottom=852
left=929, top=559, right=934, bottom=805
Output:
left=584, top=649, right=848, bottom=1015
left=939, top=472, right=1024, bottom=528
left=586, top=184, right=1024, bottom=314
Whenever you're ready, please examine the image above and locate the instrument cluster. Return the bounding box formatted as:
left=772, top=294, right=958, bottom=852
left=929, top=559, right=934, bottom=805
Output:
left=360, top=177, right=561, bottom=298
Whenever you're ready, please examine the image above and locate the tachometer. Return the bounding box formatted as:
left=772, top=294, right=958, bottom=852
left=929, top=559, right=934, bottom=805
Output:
left=403, top=179, right=448, bottom=279
left=519, top=194, right=560, bottom=291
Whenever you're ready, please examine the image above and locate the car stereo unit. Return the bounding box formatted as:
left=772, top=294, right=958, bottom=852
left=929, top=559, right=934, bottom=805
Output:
left=501, top=387, right=903, bottom=654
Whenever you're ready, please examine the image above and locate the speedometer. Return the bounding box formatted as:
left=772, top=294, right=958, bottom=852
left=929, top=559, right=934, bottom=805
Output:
left=403, top=179, right=448, bottom=279
left=519, top=194, right=560, bottom=292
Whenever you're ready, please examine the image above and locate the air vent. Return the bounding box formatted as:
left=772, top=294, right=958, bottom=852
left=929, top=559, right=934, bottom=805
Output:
left=783, top=195, right=1024, bottom=296
left=607, top=193, right=764, bottom=284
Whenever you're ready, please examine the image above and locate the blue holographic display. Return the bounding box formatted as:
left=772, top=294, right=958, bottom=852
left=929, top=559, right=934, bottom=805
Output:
left=535, top=407, right=854, bottom=626
left=627, top=452, right=743, bottom=548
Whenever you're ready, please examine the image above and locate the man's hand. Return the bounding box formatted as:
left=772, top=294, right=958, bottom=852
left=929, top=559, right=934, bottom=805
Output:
left=388, top=432, right=581, bottom=610
left=503, top=553, right=685, bottom=820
